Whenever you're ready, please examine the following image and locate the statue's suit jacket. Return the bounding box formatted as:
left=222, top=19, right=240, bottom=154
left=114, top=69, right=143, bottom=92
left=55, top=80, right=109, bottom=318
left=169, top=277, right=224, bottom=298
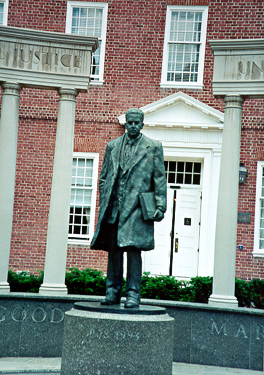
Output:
left=90, top=133, right=167, bottom=251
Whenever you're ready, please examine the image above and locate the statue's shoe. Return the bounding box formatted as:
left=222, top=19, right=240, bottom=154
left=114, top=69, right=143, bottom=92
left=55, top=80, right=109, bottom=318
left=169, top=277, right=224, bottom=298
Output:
left=100, top=295, right=120, bottom=305
left=124, top=296, right=139, bottom=308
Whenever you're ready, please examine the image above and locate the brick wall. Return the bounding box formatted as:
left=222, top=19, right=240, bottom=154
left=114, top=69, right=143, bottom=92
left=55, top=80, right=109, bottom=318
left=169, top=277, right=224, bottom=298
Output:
left=3, top=0, right=264, bottom=279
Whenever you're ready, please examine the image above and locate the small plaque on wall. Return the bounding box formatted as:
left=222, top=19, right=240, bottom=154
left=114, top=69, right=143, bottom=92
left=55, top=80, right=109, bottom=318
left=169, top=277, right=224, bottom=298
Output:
left=237, top=212, right=251, bottom=224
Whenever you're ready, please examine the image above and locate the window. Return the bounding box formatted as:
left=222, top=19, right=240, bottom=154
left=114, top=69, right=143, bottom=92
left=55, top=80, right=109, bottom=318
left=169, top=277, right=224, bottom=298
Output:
left=0, top=0, right=9, bottom=25
left=161, top=6, right=208, bottom=89
left=254, top=162, right=264, bottom=256
left=66, top=1, right=108, bottom=83
left=68, top=153, right=98, bottom=243
left=164, top=161, right=202, bottom=186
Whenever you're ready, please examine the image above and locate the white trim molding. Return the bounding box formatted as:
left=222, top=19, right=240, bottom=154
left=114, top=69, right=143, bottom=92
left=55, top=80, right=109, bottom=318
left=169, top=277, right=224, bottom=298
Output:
left=68, top=152, right=99, bottom=245
left=253, top=161, right=264, bottom=257
left=118, top=92, right=224, bottom=130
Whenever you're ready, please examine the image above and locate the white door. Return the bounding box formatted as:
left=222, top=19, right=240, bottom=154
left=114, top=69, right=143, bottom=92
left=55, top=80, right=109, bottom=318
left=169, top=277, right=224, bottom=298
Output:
left=143, top=188, right=201, bottom=278
left=143, top=188, right=173, bottom=275
left=172, top=189, right=201, bottom=278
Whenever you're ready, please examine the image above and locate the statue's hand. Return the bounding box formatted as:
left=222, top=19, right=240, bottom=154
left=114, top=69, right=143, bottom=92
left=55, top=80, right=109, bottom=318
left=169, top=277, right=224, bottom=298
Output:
left=153, top=208, right=164, bottom=222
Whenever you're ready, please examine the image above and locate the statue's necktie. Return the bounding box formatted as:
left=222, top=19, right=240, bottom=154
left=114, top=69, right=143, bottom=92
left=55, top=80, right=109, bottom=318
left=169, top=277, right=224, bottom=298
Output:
left=124, top=139, right=135, bottom=165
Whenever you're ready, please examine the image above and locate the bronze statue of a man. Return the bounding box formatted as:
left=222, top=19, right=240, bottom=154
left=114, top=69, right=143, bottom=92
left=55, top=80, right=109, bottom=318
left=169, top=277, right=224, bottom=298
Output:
left=90, top=108, right=167, bottom=308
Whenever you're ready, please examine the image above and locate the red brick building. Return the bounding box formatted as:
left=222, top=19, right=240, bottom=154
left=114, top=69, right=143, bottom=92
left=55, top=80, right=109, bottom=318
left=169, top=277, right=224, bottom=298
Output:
left=1, top=0, right=264, bottom=280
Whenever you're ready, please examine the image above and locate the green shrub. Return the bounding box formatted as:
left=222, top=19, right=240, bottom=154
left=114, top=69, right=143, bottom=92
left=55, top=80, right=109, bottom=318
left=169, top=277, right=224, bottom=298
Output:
left=235, top=278, right=251, bottom=307
left=8, top=270, right=43, bottom=293
left=141, top=272, right=182, bottom=300
left=6, top=268, right=264, bottom=309
left=65, top=267, right=106, bottom=295
left=189, top=276, right=213, bottom=303
left=248, top=279, right=264, bottom=309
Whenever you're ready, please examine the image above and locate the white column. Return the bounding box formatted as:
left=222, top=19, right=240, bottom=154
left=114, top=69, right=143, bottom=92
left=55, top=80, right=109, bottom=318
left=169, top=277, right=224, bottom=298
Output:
left=209, top=95, right=244, bottom=308
left=0, top=82, right=22, bottom=293
left=39, top=88, right=78, bottom=295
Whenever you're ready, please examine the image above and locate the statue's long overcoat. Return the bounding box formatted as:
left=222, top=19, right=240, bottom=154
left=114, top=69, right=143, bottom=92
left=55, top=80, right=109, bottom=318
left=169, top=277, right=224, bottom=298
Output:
left=90, top=133, right=167, bottom=251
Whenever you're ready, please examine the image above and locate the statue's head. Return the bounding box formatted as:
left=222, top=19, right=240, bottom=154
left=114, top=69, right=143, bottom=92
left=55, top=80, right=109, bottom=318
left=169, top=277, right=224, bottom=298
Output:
left=125, top=108, right=144, bottom=139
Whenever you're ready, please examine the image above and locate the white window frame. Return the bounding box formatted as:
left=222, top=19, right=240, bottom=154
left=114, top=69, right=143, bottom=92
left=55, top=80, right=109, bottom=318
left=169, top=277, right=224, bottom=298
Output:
left=68, top=152, right=99, bottom=245
left=66, top=1, right=108, bottom=85
left=160, top=5, right=208, bottom=90
left=254, top=161, right=264, bottom=257
left=164, top=160, right=202, bottom=186
left=0, top=0, right=9, bottom=26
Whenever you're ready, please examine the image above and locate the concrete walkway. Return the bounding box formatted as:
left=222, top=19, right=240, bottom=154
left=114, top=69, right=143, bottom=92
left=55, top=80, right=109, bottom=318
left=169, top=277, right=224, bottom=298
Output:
left=0, top=358, right=262, bottom=375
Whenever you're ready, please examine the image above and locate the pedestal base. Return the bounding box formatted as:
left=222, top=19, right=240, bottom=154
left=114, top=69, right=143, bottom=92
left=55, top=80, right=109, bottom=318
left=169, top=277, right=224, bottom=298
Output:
left=61, top=302, right=174, bottom=375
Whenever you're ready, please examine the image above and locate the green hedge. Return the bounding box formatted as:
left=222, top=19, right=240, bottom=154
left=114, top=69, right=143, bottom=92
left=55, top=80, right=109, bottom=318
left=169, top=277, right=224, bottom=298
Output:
left=7, top=268, right=264, bottom=309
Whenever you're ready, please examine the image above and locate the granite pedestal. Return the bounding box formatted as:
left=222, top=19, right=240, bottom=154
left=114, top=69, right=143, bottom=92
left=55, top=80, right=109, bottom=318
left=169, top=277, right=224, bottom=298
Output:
left=60, top=302, right=174, bottom=375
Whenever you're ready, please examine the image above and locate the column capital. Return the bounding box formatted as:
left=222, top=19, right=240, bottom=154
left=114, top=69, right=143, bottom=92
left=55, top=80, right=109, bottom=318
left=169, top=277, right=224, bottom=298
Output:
left=1, top=82, right=22, bottom=97
left=223, top=95, right=245, bottom=109
left=58, top=88, right=78, bottom=102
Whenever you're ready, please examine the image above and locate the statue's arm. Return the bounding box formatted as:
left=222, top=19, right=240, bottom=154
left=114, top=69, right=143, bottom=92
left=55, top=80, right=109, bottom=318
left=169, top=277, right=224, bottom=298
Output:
left=153, top=143, right=167, bottom=220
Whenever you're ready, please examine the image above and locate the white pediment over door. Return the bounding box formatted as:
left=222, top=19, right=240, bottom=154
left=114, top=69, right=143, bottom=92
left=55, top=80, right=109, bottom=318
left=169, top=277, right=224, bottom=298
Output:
left=118, top=91, right=224, bottom=129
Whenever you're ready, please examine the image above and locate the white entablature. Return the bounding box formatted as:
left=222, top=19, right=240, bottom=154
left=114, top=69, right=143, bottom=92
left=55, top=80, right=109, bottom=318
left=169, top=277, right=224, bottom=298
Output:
left=118, top=92, right=224, bottom=130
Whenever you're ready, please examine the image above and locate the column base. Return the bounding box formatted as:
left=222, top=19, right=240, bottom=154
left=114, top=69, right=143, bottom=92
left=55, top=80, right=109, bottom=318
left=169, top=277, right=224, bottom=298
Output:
left=0, top=282, right=10, bottom=293
left=39, top=283, right=68, bottom=296
left=208, top=294, right=238, bottom=308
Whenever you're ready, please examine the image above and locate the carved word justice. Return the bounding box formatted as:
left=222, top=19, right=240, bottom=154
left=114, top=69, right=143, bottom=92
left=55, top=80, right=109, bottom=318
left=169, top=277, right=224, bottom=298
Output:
left=0, top=43, right=82, bottom=71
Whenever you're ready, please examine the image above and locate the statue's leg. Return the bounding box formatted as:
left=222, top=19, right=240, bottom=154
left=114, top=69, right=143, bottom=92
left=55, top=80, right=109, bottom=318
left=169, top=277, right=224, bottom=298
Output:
left=102, top=250, right=123, bottom=304
left=125, top=249, right=142, bottom=308
left=101, top=220, right=124, bottom=305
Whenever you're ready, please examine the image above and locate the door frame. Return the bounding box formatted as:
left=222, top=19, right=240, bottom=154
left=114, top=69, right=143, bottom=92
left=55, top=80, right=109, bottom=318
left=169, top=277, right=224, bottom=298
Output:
left=163, top=148, right=220, bottom=277
left=142, top=146, right=221, bottom=277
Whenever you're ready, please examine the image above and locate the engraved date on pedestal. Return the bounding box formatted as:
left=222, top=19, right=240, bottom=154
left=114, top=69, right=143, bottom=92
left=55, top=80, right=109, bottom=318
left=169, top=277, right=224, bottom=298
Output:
left=86, top=328, right=140, bottom=341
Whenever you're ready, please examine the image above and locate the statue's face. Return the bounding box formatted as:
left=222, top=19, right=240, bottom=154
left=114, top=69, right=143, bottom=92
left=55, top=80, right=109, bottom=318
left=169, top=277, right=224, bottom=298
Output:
left=125, top=113, right=144, bottom=139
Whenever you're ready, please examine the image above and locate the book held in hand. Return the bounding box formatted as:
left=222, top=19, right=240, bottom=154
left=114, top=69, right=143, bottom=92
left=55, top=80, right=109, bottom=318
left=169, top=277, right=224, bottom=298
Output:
left=139, top=192, right=156, bottom=221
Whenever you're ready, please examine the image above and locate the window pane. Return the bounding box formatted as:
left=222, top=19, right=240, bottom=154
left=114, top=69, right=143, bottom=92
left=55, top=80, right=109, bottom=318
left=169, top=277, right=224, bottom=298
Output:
left=194, top=163, right=201, bottom=173
left=260, top=240, right=264, bottom=250
left=178, top=162, right=184, bottom=172
left=72, top=7, right=79, bottom=17
left=169, top=161, right=176, bottom=172
left=169, top=173, right=175, bottom=184
left=195, top=12, right=202, bottom=22
left=193, top=174, right=201, bottom=185
left=80, top=8, right=87, bottom=17
left=177, top=173, right=184, bottom=184
left=260, top=219, right=264, bottom=228
left=164, top=161, right=202, bottom=186
left=186, top=163, right=193, bottom=173
left=185, top=174, right=192, bottom=184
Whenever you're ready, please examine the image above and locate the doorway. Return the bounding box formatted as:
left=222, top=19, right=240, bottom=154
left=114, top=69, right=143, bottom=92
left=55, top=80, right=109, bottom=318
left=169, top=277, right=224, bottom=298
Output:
left=143, top=160, right=202, bottom=278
